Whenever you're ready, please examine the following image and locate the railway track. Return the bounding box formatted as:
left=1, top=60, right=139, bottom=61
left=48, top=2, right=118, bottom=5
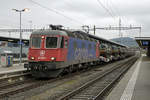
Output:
left=0, top=70, right=31, bottom=98
left=0, top=76, right=57, bottom=98
left=59, top=57, right=138, bottom=100
left=0, top=67, right=93, bottom=98
left=0, top=59, right=110, bottom=98
left=0, top=56, right=138, bottom=99
left=0, top=69, right=30, bottom=88
left=21, top=56, right=138, bottom=100
left=0, top=69, right=29, bottom=80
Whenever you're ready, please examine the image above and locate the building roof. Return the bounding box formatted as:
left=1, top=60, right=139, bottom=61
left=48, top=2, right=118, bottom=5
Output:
left=135, top=37, right=150, bottom=48
left=0, top=36, right=29, bottom=45
left=32, top=29, right=127, bottom=47
left=88, top=34, right=127, bottom=47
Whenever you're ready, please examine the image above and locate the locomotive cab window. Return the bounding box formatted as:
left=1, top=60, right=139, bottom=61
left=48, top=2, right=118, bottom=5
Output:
left=46, top=37, right=58, bottom=48
left=31, top=37, right=41, bottom=48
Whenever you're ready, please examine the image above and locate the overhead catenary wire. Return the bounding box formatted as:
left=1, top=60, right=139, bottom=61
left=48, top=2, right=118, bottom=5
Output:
left=107, top=0, right=120, bottom=17
left=96, top=0, right=115, bottom=19
left=108, top=0, right=129, bottom=26
left=97, top=0, right=134, bottom=38
left=97, top=0, right=127, bottom=26
left=29, top=0, right=83, bottom=26
left=108, top=0, right=130, bottom=38
left=105, top=0, right=118, bottom=17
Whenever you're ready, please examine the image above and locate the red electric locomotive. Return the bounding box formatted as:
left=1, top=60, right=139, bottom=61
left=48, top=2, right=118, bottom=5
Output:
left=25, top=25, right=131, bottom=78
left=25, top=25, right=100, bottom=78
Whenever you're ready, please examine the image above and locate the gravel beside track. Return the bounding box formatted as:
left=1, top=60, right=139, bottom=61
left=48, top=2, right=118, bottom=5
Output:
left=59, top=57, right=137, bottom=100
left=2, top=56, right=138, bottom=100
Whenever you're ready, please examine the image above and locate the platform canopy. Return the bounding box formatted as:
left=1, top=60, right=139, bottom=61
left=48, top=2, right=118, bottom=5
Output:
left=0, top=36, right=29, bottom=45
left=135, top=37, right=150, bottom=48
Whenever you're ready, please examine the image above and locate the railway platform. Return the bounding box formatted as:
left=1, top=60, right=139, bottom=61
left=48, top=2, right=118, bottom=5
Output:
left=106, top=54, right=150, bottom=100
left=0, top=63, right=26, bottom=74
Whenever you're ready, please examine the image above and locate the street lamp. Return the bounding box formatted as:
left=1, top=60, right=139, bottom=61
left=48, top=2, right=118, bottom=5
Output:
left=12, top=8, right=29, bottom=65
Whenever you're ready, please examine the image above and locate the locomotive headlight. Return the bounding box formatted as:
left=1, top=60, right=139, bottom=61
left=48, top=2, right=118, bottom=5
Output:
left=31, top=57, right=35, bottom=60
left=41, top=36, right=45, bottom=39
left=51, top=57, right=56, bottom=61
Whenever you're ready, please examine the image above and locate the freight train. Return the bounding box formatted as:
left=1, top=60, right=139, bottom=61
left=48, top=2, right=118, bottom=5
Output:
left=24, top=25, right=134, bottom=78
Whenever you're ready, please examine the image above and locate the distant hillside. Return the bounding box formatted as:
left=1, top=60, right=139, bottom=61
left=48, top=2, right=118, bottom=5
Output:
left=110, top=37, right=138, bottom=47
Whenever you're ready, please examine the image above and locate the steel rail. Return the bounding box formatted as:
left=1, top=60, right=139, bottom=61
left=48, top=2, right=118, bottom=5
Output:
left=0, top=56, right=137, bottom=99
left=94, top=57, right=138, bottom=100
left=59, top=56, right=137, bottom=100
left=0, top=64, right=100, bottom=98
left=0, top=69, right=29, bottom=80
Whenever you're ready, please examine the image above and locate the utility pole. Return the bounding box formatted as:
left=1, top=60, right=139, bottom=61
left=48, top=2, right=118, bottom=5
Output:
left=119, top=18, right=122, bottom=43
left=12, top=8, right=29, bottom=65
left=119, top=18, right=121, bottom=38
left=94, top=25, right=96, bottom=35
left=139, top=26, right=141, bottom=37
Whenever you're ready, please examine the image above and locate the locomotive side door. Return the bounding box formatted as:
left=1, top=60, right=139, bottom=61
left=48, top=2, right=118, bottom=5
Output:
left=60, top=36, right=68, bottom=61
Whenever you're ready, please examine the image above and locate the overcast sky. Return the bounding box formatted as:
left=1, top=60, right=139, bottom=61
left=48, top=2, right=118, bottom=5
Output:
left=0, top=0, right=149, bottom=39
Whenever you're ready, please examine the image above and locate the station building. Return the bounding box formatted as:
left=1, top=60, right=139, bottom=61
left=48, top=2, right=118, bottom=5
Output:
left=135, top=37, right=150, bottom=56
left=0, top=36, right=29, bottom=58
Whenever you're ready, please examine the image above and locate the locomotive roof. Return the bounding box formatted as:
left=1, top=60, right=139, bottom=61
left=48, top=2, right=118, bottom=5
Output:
left=31, top=29, right=127, bottom=47
left=31, top=29, right=96, bottom=41
left=31, top=29, right=68, bottom=36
